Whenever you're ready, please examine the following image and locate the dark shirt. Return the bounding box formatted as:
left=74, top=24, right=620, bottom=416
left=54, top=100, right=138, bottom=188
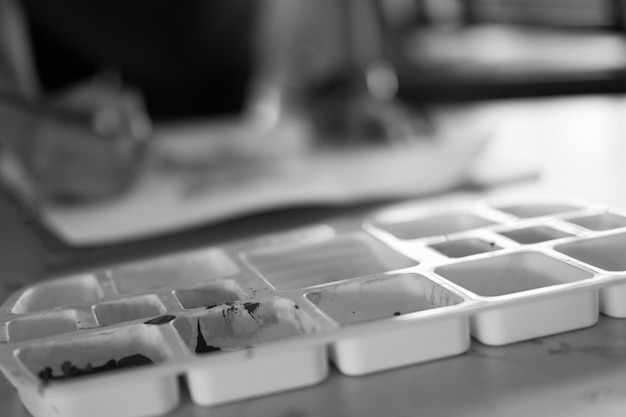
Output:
left=21, top=0, right=258, bottom=120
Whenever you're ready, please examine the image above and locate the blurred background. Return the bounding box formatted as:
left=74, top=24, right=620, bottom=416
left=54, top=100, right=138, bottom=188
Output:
left=386, top=0, right=626, bottom=101
left=3, top=0, right=626, bottom=249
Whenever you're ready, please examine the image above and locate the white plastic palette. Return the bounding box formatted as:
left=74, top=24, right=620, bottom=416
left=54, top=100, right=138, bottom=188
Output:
left=2, top=197, right=626, bottom=417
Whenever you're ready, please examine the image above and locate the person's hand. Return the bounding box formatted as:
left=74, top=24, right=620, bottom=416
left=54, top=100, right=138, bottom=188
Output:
left=14, top=76, right=151, bottom=203
left=305, top=70, right=433, bottom=149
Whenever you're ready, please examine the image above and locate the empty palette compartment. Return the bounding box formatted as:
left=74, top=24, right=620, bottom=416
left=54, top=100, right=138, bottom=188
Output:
left=242, top=233, right=417, bottom=290
left=429, top=237, right=502, bottom=258
left=435, top=251, right=598, bottom=345
left=566, top=212, right=626, bottom=231
left=555, top=232, right=626, bottom=317
left=173, top=280, right=247, bottom=310
left=15, top=325, right=178, bottom=417
left=306, top=273, right=469, bottom=375
left=93, top=295, right=166, bottom=326
left=7, top=310, right=79, bottom=343
left=12, top=275, right=103, bottom=314
left=173, top=298, right=327, bottom=406
left=107, top=248, right=239, bottom=294
left=372, top=211, right=498, bottom=240
left=493, top=202, right=583, bottom=219
left=498, top=225, right=574, bottom=245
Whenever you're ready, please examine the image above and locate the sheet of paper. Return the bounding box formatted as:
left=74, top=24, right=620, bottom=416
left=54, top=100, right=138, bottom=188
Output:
left=1, top=107, right=537, bottom=246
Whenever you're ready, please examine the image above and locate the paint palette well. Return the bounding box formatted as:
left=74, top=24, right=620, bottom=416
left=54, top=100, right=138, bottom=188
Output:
left=2, top=197, right=626, bottom=417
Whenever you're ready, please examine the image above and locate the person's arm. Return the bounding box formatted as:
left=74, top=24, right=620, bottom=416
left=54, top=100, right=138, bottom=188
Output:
left=0, top=0, right=38, bottom=97
left=0, top=0, right=40, bottom=161
left=0, top=0, right=151, bottom=203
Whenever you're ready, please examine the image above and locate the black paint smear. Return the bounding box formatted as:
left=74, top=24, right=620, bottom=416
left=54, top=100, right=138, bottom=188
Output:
left=38, top=354, right=154, bottom=383
left=243, top=302, right=260, bottom=316
left=117, top=354, right=153, bottom=367
left=144, top=315, right=176, bottom=325
left=295, top=304, right=300, bottom=310
left=205, top=304, right=219, bottom=310
left=222, top=305, right=236, bottom=320
left=195, top=320, right=221, bottom=354
left=393, top=312, right=401, bottom=316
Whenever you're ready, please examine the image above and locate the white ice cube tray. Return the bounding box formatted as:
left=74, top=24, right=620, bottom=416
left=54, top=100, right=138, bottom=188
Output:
left=3, top=197, right=626, bottom=417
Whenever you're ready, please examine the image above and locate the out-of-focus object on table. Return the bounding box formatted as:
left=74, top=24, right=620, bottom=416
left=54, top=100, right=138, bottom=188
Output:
left=0, top=104, right=494, bottom=246
left=0, top=79, right=151, bottom=205
left=0, top=0, right=152, bottom=205
left=378, top=0, right=626, bottom=102
left=0, top=0, right=497, bottom=246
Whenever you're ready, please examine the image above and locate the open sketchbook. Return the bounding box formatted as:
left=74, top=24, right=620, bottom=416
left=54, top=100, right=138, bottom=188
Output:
left=1, top=109, right=537, bottom=246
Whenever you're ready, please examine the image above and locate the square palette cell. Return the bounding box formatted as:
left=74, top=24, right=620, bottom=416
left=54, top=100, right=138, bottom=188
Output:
left=107, top=248, right=239, bottom=294
left=16, top=325, right=178, bottom=417
left=493, top=203, right=582, bottom=218
left=306, top=274, right=463, bottom=326
left=554, top=233, right=626, bottom=272
left=373, top=212, right=498, bottom=240
left=306, top=274, right=469, bottom=375
left=430, top=237, right=502, bottom=258
left=174, top=280, right=247, bottom=310
left=93, top=295, right=167, bottom=326
left=566, top=213, right=626, bottom=231
left=12, top=275, right=103, bottom=314
left=435, top=251, right=597, bottom=345
left=243, top=234, right=417, bottom=290
left=498, top=225, right=574, bottom=245
left=173, top=298, right=327, bottom=406
left=555, top=232, right=626, bottom=317
left=7, top=310, right=79, bottom=343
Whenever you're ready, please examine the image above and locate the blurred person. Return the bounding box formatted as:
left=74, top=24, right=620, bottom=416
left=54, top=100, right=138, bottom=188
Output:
left=0, top=0, right=424, bottom=203
left=0, top=0, right=265, bottom=202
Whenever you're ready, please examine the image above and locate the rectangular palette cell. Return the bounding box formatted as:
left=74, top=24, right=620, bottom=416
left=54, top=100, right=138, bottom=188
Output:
left=429, top=237, right=501, bottom=258
left=108, top=248, right=239, bottom=294
left=186, top=344, right=328, bottom=406
left=7, top=310, right=79, bottom=343
left=554, top=232, right=626, bottom=272
left=306, top=274, right=470, bottom=375
left=174, top=280, right=247, bottom=310
left=18, top=325, right=169, bottom=383
left=435, top=251, right=593, bottom=297
left=436, top=251, right=598, bottom=345
left=16, top=325, right=178, bottom=417
left=493, top=203, right=582, bottom=218
left=93, top=295, right=166, bottom=326
left=173, top=298, right=319, bottom=354
left=305, top=274, right=463, bottom=326
left=173, top=298, right=327, bottom=406
left=554, top=233, right=626, bottom=318
left=12, top=275, right=102, bottom=314
left=498, top=225, right=574, bottom=245
left=330, top=315, right=470, bottom=376
left=374, top=212, right=497, bottom=240
left=566, top=213, right=626, bottom=231
left=471, top=290, right=598, bottom=345
left=243, top=234, right=417, bottom=290
left=595, top=281, right=626, bottom=318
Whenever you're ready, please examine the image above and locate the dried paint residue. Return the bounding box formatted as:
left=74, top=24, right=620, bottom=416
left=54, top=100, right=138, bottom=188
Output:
left=38, top=354, right=154, bottom=383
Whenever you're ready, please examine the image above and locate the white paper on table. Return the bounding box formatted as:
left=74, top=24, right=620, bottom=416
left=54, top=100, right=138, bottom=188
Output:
left=0, top=107, right=538, bottom=246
